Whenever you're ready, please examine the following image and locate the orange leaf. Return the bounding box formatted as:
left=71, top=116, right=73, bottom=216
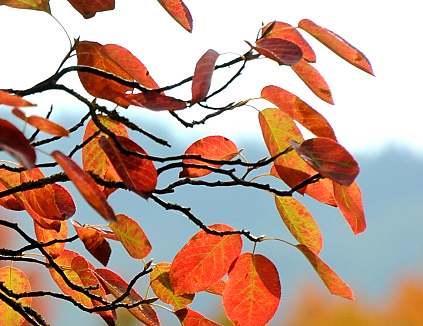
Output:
left=261, top=85, right=336, bottom=140
left=223, top=253, right=281, bottom=326
left=170, top=224, right=242, bottom=295
left=0, top=267, right=31, bottom=326
left=150, top=262, right=194, bottom=310
left=205, top=279, right=226, bottom=296
left=247, top=38, right=303, bottom=66
left=190, top=49, right=220, bottom=105
left=296, top=244, right=354, bottom=300
left=98, top=136, right=157, bottom=199
left=298, top=19, right=374, bottom=75
left=0, top=119, right=36, bottom=170
left=126, top=92, right=187, bottom=111
left=290, top=138, right=359, bottom=186
left=275, top=196, right=322, bottom=255
left=0, top=169, right=24, bottom=211
left=108, top=214, right=152, bottom=259
left=291, top=59, right=334, bottom=104
left=156, top=0, right=193, bottom=33
left=66, top=0, right=114, bottom=19
left=333, top=181, right=366, bottom=234
left=51, top=150, right=116, bottom=221
left=0, top=90, right=36, bottom=107
left=52, top=183, right=76, bottom=219
left=0, top=0, right=50, bottom=13
left=175, top=307, right=222, bottom=326
left=179, top=136, right=239, bottom=178
left=34, top=220, right=68, bottom=259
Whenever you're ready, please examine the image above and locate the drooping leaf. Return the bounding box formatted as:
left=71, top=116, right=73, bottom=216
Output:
left=0, top=0, right=50, bottom=13
left=275, top=196, right=322, bottom=255
left=223, top=253, right=281, bottom=326
left=298, top=19, right=374, bottom=75
left=94, top=268, right=160, bottom=326
left=333, top=181, right=366, bottom=234
left=190, top=49, right=220, bottom=105
left=0, top=90, right=36, bottom=107
left=302, top=177, right=337, bottom=206
left=51, top=150, right=116, bottom=221
left=261, top=85, right=336, bottom=140
left=0, top=169, right=24, bottom=211
left=156, top=0, right=193, bottom=33
left=246, top=38, right=303, bottom=65
left=0, top=266, right=31, bottom=326
left=289, top=138, right=359, bottom=186
left=179, top=136, right=239, bottom=178
left=170, top=224, right=242, bottom=295
left=66, top=0, right=114, bottom=19
left=291, top=59, right=334, bottom=104
left=296, top=244, right=354, bottom=300
left=0, top=119, right=36, bottom=170
left=126, top=92, right=187, bottom=111
left=261, top=21, right=316, bottom=62
left=150, top=262, right=194, bottom=310
left=175, top=308, right=222, bottom=326
left=108, top=214, right=152, bottom=259
left=34, top=220, right=68, bottom=259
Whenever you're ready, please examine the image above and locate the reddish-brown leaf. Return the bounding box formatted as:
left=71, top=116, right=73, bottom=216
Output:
left=156, top=0, right=193, bottom=33
left=291, top=59, right=334, bottom=104
left=296, top=244, right=354, bottom=300
left=298, top=19, right=374, bottom=75
left=179, top=136, right=239, bottom=178
left=190, top=49, right=220, bottom=105
left=275, top=196, right=322, bottom=255
left=66, top=0, right=114, bottom=19
left=34, top=220, right=67, bottom=259
left=261, top=85, right=336, bottom=140
left=99, top=136, right=157, bottom=199
left=150, top=262, right=194, bottom=310
left=223, top=253, right=281, bottom=326
left=51, top=150, right=116, bottom=221
left=0, top=90, right=36, bottom=107
left=175, top=308, right=222, bottom=326
left=0, top=0, right=49, bottom=12
left=170, top=224, right=242, bottom=295
left=126, top=92, right=187, bottom=111
left=290, top=138, right=359, bottom=186
left=108, top=214, right=152, bottom=259
left=0, top=169, right=24, bottom=211
left=333, top=181, right=366, bottom=234
left=52, top=183, right=76, bottom=219
left=0, top=119, right=36, bottom=170
left=247, top=38, right=303, bottom=66
left=261, top=21, right=316, bottom=62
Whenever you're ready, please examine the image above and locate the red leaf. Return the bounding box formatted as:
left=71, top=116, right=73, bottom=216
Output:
left=108, top=214, right=152, bottom=259
left=170, top=224, right=242, bottom=295
left=0, top=90, right=36, bottom=107
left=261, top=21, right=316, bottom=63
left=205, top=279, right=225, bottom=296
left=298, top=19, right=374, bottom=76
left=156, top=0, right=193, bottom=33
left=34, top=220, right=67, bottom=258
left=175, top=308, right=222, bottom=326
left=296, top=244, right=354, bottom=300
left=52, top=183, right=76, bottom=219
left=99, top=136, right=157, bottom=199
left=51, top=150, right=116, bottom=221
left=0, top=119, right=36, bottom=170
left=333, top=181, right=366, bottom=234
left=126, top=92, right=187, bottom=111
left=291, top=59, right=334, bottom=104
left=223, top=253, right=281, bottom=326
left=190, top=49, right=220, bottom=105
left=290, top=138, right=359, bottom=186
left=0, top=0, right=50, bottom=13
left=246, top=38, right=303, bottom=65
left=261, top=85, right=336, bottom=140
left=179, top=136, right=239, bottom=178
left=66, top=0, right=114, bottom=19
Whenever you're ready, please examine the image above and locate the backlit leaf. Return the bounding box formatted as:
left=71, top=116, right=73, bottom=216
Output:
left=108, top=214, right=152, bottom=259
left=190, top=49, right=220, bottom=105
left=205, top=279, right=225, bottom=296
left=223, top=253, right=281, bottom=326
left=333, top=181, right=366, bottom=234
left=298, top=19, right=374, bottom=75
left=0, top=119, right=36, bottom=170
left=0, top=0, right=50, bottom=13
left=179, top=136, right=239, bottom=178
left=0, top=267, right=31, bottom=326
left=66, top=0, right=114, bottom=19
left=156, top=0, right=193, bottom=33
left=150, top=262, right=194, bottom=310
left=246, top=38, right=303, bottom=65
left=0, top=169, right=24, bottom=211
left=175, top=308, right=222, bottom=326
left=296, top=244, right=354, bottom=300
left=126, top=92, right=187, bottom=111
left=52, top=183, right=76, bottom=219
left=275, top=196, right=322, bottom=255
left=34, top=220, right=67, bottom=259
left=290, top=138, right=359, bottom=186
left=0, top=90, right=36, bottom=107
left=170, top=224, right=242, bottom=295
left=291, top=59, right=334, bottom=104
left=51, top=150, right=116, bottom=221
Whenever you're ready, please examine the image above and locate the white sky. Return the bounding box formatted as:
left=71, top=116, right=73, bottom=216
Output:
left=0, top=0, right=422, bottom=155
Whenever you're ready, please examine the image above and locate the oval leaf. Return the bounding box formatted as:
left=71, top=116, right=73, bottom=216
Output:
left=247, top=38, right=303, bottom=65
left=126, top=92, right=187, bottom=111
left=66, top=0, right=114, bottom=19
left=34, top=220, right=68, bottom=259
left=0, top=90, right=36, bottom=107
left=191, top=49, right=220, bottom=105
left=175, top=308, right=222, bottom=326
left=156, top=0, right=193, bottom=33
left=52, top=183, right=76, bottom=219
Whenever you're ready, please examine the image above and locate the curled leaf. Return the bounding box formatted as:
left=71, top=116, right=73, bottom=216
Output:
left=191, top=49, right=220, bottom=105
left=247, top=38, right=303, bottom=65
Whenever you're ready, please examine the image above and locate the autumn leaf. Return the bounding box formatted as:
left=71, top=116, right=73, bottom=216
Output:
left=126, top=92, right=187, bottom=111
left=0, top=0, right=50, bottom=13
left=223, top=253, right=281, bottom=326
left=298, top=19, right=374, bottom=75
left=179, top=136, right=239, bottom=178
left=190, top=49, right=220, bottom=105
left=156, top=0, right=193, bottom=33
left=205, top=279, right=226, bottom=296
left=246, top=38, right=303, bottom=65
left=66, top=0, right=114, bottom=19
left=175, top=307, right=222, bottom=326
left=170, top=224, right=242, bottom=295
left=0, top=90, right=36, bottom=107
left=0, top=169, right=24, bottom=211
left=296, top=244, right=354, bottom=300
left=34, top=220, right=68, bottom=259
left=52, top=183, right=76, bottom=219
